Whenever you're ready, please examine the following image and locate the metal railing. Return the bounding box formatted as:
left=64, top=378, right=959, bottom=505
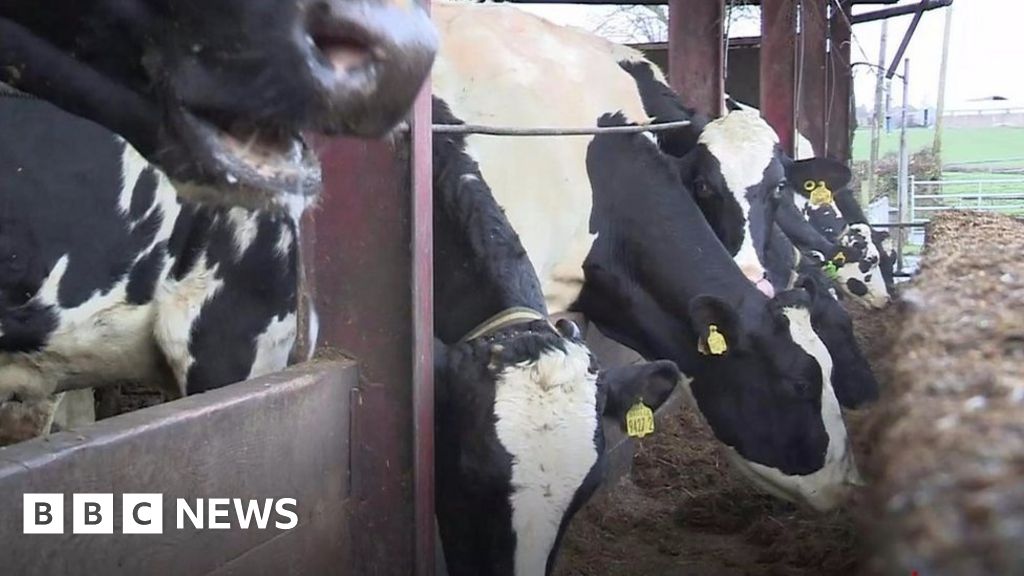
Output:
left=909, top=177, right=1024, bottom=222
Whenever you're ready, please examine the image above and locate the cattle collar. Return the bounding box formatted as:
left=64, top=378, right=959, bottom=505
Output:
left=459, top=307, right=550, bottom=343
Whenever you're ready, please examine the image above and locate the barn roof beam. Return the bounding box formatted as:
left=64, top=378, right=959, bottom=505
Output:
left=498, top=0, right=898, bottom=4
left=851, top=0, right=953, bottom=25
left=880, top=0, right=952, bottom=78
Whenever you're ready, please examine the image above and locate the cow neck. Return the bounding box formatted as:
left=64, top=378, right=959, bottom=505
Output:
left=585, top=128, right=768, bottom=335
left=432, top=97, right=549, bottom=344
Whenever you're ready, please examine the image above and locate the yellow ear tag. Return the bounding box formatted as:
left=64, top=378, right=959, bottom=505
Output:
left=706, top=324, right=728, bottom=355
left=625, top=401, right=655, bottom=438
left=809, top=181, right=833, bottom=206
left=832, top=251, right=847, bottom=266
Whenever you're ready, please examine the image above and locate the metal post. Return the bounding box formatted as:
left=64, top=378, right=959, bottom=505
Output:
left=896, top=58, right=910, bottom=273
left=761, top=0, right=798, bottom=156
left=668, top=0, right=725, bottom=117
left=799, top=0, right=829, bottom=157
left=826, top=0, right=853, bottom=162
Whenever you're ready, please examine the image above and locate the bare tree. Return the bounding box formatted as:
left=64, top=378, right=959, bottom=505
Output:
left=589, top=1, right=759, bottom=44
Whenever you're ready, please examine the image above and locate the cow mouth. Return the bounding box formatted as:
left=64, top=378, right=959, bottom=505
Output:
left=167, top=108, right=322, bottom=213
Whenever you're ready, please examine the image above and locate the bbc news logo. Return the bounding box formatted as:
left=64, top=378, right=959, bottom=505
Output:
left=23, top=494, right=298, bottom=534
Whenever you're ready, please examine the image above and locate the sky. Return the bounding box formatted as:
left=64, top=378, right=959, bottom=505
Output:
left=517, top=0, right=1023, bottom=110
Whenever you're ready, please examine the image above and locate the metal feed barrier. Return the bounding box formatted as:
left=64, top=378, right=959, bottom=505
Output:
left=910, top=177, right=1024, bottom=223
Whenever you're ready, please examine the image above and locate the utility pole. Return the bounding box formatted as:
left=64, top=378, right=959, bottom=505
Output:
left=867, top=19, right=888, bottom=206
left=896, top=58, right=910, bottom=271
left=933, top=4, right=954, bottom=162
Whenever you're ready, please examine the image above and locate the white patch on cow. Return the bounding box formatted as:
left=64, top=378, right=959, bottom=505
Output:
left=275, top=222, right=294, bottom=260
left=793, top=194, right=808, bottom=212
left=433, top=2, right=653, bottom=314
left=698, top=111, right=778, bottom=284
left=248, top=313, right=297, bottom=380
left=492, top=341, right=599, bottom=576
left=724, top=307, right=861, bottom=512
left=153, top=254, right=225, bottom=393
left=227, top=208, right=260, bottom=259
left=118, top=138, right=151, bottom=216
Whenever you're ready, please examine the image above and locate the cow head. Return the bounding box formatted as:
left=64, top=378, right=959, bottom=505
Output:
left=0, top=0, right=437, bottom=210
left=434, top=322, right=679, bottom=576
left=683, top=290, right=861, bottom=511
left=681, top=110, right=785, bottom=298
left=834, top=223, right=889, bottom=308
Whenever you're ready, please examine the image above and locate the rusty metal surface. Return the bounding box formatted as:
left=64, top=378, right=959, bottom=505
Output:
left=760, top=0, right=798, bottom=156
left=668, top=0, right=724, bottom=118
left=827, top=0, right=854, bottom=162
left=799, top=0, right=828, bottom=157
left=0, top=361, right=355, bottom=576
left=312, top=132, right=417, bottom=573
left=410, top=77, right=436, bottom=576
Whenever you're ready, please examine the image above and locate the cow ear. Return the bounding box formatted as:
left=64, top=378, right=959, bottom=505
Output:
left=795, top=274, right=824, bottom=304
left=688, top=295, right=742, bottom=355
left=785, top=158, right=852, bottom=193
left=599, top=360, right=681, bottom=422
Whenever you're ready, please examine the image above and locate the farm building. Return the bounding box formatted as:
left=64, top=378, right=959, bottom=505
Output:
left=2, top=1, right=1022, bottom=576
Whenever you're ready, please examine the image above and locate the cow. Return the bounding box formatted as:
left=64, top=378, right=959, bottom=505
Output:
left=621, top=61, right=879, bottom=409
left=431, top=97, right=680, bottom=575
left=720, top=96, right=893, bottom=308
left=432, top=1, right=860, bottom=512
left=0, top=97, right=314, bottom=443
left=763, top=226, right=881, bottom=408
left=0, top=0, right=437, bottom=210
left=787, top=160, right=897, bottom=307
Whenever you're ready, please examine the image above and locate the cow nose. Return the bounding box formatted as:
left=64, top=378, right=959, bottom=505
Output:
left=300, top=0, right=437, bottom=136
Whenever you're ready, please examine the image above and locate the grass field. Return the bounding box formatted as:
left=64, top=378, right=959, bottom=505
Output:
left=851, top=126, right=1024, bottom=169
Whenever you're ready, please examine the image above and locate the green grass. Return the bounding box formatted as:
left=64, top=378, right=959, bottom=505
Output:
left=852, top=126, right=1024, bottom=169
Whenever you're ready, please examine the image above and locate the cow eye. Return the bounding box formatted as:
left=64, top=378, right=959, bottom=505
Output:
left=773, top=180, right=786, bottom=199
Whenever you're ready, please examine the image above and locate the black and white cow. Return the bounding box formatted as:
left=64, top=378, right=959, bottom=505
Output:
left=0, top=97, right=313, bottom=442
left=708, top=96, right=892, bottom=309
left=432, top=97, right=680, bottom=575
left=621, top=62, right=879, bottom=410
left=432, top=2, right=860, bottom=511
left=0, top=0, right=437, bottom=210
left=787, top=160, right=897, bottom=307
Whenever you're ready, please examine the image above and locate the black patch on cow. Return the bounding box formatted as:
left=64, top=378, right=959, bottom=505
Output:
left=0, top=99, right=168, bottom=311
left=0, top=302, right=58, bottom=353
left=846, top=278, right=868, bottom=296
left=184, top=213, right=297, bottom=393
left=126, top=242, right=166, bottom=305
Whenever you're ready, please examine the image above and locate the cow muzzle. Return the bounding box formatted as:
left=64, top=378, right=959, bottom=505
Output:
left=300, top=0, right=438, bottom=137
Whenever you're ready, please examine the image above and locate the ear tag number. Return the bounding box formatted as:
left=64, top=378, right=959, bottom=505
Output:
left=809, top=180, right=833, bottom=206
left=626, top=401, right=655, bottom=438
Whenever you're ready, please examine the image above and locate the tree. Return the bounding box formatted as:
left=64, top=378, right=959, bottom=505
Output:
left=589, top=1, right=759, bottom=44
